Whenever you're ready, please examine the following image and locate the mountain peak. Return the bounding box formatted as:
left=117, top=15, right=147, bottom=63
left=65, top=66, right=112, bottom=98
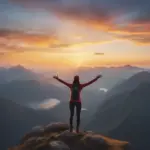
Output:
left=9, top=65, right=28, bottom=71
left=116, top=65, right=142, bottom=70
left=123, top=65, right=135, bottom=68
left=9, top=122, right=130, bottom=150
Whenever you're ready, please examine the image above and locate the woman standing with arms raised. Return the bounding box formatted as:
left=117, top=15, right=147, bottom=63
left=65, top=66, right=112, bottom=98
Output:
left=53, top=74, right=102, bottom=133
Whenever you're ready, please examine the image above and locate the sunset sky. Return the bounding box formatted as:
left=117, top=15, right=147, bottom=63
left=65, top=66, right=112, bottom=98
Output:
left=0, top=0, right=150, bottom=70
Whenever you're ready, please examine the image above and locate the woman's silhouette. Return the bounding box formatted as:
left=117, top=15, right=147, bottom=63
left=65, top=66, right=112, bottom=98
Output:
left=53, top=74, right=102, bottom=133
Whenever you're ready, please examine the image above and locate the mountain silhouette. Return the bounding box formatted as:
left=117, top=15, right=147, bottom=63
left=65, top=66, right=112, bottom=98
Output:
left=0, top=80, right=68, bottom=106
left=1, top=67, right=148, bottom=150
left=109, top=83, right=150, bottom=150
left=0, top=65, right=144, bottom=90
left=105, top=71, right=150, bottom=98
left=76, top=65, right=144, bottom=90
left=86, top=72, right=150, bottom=150
left=0, top=65, right=39, bottom=82
left=0, top=97, right=56, bottom=150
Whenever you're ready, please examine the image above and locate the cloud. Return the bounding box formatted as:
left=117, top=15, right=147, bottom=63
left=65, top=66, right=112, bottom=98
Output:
left=39, top=98, right=60, bottom=109
left=99, top=88, right=108, bottom=93
left=0, top=28, right=114, bottom=54
left=0, top=29, right=60, bottom=53
left=11, top=0, right=112, bottom=26
left=0, top=52, right=5, bottom=57
left=116, top=33, right=150, bottom=45
left=81, top=108, right=88, bottom=111
left=11, top=0, right=150, bottom=44
left=29, top=98, right=61, bottom=110
left=0, top=28, right=76, bottom=53
left=94, top=53, right=104, bottom=56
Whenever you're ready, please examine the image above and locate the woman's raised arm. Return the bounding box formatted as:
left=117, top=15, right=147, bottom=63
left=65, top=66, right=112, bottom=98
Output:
left=81, top=75, right=102, bottom=88
left=53, top=76, right=71, bottom=88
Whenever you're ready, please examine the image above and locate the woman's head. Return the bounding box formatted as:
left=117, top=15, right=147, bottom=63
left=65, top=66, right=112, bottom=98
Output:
left=73, top=75, right=80, bottom=84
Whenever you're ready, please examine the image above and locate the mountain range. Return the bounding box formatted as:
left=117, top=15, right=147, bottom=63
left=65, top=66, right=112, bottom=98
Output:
left=0, top=65, right=149, bottom=150
left=0, top=79, right=68, bottom=106
left=0, top=65, right=39, bottom=83
left=86, top=71, right=150, bottom=150
left=109, top=82, right=150, bottom=150
left=0, top=64, right=144, bottom=88
left=76, top=65, right=145, bottom=90
left=0, top=97, right=56, bottom=150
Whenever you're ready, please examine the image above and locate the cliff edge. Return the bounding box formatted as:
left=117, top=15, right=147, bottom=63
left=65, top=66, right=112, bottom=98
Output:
left=9, top=122, right=131, bottom=150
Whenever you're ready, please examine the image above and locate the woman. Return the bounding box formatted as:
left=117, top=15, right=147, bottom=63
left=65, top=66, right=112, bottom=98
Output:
left=53, top=74, right=102, bottom=133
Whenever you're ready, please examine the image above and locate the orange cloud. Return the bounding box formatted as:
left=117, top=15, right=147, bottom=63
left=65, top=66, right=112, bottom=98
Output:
left=0, top=29, right=59, bottom=50
left=0, top=28, right=114, bottom=56
left=84, top=22, right=150, bottom=44
left=11, top=0, right=150, bottom=44
left=50, top=6, right=150, bottom=45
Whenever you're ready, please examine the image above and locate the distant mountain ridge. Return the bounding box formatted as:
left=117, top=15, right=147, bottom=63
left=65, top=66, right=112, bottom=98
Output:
left=78, top=65, right=143, bottom=70
left=87, top=71, right=150, bottom=132
left=105, top=71, right=150, bottom=98
left=109, top=82, right=150, bottom=150
left=76, top=65, right=144, bottom=90
left=0, top=79, right=68, bottom=105
left=0, top=65, right=39, bottom=83
left=86, top=72, right=150, bottom=150
left=0, top=97, right=56, bottom=150
left=0, top=66, right=149, bottom=150
left=0, top=64, right=145, bottom=89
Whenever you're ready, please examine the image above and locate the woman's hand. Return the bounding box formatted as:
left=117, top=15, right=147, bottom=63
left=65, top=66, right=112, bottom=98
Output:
left=96, top=75, right=102, bottom=79
left=53, top=75, right=59, bottom=79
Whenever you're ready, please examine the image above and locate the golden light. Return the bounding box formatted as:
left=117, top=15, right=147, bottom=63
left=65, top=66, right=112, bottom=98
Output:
left=64, top=52, right=93, bottom=68
left=39, top=51, right=94, bottom=68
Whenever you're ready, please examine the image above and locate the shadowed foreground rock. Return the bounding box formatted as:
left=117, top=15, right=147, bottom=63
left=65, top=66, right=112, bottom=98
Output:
left=9, top=122, right=131, bottom=150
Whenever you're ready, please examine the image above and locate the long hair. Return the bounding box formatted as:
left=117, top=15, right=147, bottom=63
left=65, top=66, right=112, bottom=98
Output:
left=72, top=76, right=80, bottom=100
left=73, top=75, right=80, bottom=85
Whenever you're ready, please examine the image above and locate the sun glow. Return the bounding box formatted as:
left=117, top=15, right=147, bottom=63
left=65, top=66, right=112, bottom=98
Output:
left=40, top=51, right=93, bottom=67
left=65, top=52, right=93, bottom=68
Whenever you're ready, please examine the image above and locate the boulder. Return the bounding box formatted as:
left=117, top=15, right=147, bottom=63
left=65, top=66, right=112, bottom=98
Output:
left=49, top=141, right=70, bottom=150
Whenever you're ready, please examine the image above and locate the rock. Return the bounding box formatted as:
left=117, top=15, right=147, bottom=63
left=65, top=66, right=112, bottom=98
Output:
left=34, top=142, right=50, bottom=150
left=85, top=134, right=105, bottom=144
left=58, top=130, right=84, bottom=142
left=21, top=129, right=44, bottom=144
left=32, top=126, right=44, bottom=131
left=84, top=131, right=94, bottom=134
left=57, top=130, right=86, bottom=150
left=44, top=122, right=69, bottom=133
left=58, top=130, right=77, bottom=139
left=36, top=137, right=50, bottom=142
left=49, top=141, right=70, bottom=150
left=9, top=122, right=130, bottom=150
left=82, top=134, right=107, bottom=150
left=25, top=137, right=38, bottom=144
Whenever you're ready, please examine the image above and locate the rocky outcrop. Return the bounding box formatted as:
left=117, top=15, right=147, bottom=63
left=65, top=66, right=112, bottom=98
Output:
left=9, top=122, right=131, bottom=150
